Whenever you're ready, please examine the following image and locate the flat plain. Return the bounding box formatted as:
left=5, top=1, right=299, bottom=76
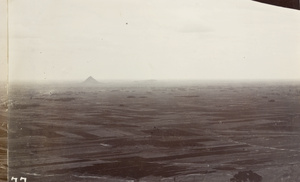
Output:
left=7, top=81, right=300, bottom=181
left=0, top=84, right=7, bottom=182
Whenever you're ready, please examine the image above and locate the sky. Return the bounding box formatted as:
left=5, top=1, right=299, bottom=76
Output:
left=0, top=0, right=7, bottom=82
left=7, top=0, right=300, bottom=81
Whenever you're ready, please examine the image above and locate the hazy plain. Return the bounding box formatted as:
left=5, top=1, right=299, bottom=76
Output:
left=7, top=81, right=300, bottom=181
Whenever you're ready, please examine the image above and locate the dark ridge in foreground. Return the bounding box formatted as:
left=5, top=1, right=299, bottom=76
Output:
left=50, top=156, right=185, bottom=179
left=230, top=170, right=263, bottom=182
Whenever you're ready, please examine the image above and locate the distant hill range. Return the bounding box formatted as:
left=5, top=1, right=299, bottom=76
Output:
left=253, top=0, right=299, bottom=10
left=82, top=76, right=99, bottom=84
left=134, top=79, right=158, bottom=83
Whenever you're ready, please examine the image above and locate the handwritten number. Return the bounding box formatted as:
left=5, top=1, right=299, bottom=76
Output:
left=11, top=177, right=27, bottom=182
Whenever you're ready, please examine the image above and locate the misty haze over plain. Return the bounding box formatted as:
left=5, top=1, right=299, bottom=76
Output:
left=6, top=0, right=300, bottom=82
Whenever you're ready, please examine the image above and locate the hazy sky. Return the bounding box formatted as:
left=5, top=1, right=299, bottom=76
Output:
left=0, top=0, right=7, bottom=82
left=8, top=0, right=300, bottom=81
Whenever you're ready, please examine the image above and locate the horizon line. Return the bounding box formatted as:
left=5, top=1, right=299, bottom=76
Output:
left=4, top=78, right=300, bottom=83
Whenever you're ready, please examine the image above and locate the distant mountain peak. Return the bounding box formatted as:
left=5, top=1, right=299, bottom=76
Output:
left=83, top=76, right=99, bottom=84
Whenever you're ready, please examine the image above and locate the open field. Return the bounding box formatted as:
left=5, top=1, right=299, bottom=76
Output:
left=0, top=84, right=7, bottom=182
left=7, top=81, right=300, bottom=181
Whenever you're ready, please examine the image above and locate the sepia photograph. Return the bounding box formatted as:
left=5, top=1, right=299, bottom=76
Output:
left=0, top=0, right=8, bottom=181
left=4, top=0, right=300, bottom=181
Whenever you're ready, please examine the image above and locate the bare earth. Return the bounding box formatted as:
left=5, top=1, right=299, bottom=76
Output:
left=7, top=81, right=300, bottom=181
left=0, top=84, right=7, bottom=182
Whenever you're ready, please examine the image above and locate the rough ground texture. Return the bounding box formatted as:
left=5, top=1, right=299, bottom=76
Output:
left=0, top=84, right=7, bottom=182
left=8, top=81, right=300, bottom=181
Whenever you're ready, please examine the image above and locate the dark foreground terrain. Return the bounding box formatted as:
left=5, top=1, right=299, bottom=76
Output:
left=0, top=84, right=7, bottom=182
left=7, top=81, right=300, bottom=181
